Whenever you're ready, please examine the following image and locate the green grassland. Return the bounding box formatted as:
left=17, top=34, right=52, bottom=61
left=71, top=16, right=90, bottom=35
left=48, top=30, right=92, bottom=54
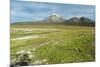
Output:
left=10, top=24, right=95, bottom=65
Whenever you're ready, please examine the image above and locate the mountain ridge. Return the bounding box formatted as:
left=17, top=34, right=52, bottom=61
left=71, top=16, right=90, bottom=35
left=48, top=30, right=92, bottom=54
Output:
left=64, top=17, right=95, bottom=26
left=11, top=14, right=95, bottom=26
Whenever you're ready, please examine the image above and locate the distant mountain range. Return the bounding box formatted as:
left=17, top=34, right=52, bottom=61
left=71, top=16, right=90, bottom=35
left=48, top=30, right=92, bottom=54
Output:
left=12, top=13, right=95, bottom=26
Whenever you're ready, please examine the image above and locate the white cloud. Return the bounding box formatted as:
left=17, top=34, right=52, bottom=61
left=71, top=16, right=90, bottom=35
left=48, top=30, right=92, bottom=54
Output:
left=21, top=0, right=95, bottom=5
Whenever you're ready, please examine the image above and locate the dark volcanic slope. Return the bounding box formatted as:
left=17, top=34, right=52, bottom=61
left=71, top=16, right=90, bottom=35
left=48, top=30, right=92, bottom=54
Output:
left=65, top=17, right=95, bottom=26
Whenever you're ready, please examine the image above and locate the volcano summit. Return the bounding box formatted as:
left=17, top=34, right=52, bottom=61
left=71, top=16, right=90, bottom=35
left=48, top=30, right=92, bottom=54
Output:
left=43, top=13, right=66, bottom=23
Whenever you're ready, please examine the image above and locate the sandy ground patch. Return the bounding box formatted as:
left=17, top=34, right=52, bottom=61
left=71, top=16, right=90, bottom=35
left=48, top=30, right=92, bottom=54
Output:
left=11, top=35, right=39, bottom=40
left=11, top=28, right=58, bottom=32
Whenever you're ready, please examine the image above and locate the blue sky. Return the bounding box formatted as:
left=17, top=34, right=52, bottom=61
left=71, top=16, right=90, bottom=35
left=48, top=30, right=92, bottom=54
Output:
left=11, top=0, right=95, bottom=22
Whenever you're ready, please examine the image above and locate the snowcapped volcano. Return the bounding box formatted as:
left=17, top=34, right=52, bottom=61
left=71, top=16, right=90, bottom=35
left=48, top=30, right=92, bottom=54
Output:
left=51, top=13, right=61, bottom=17
left=43, top=13, right=66, bottom=23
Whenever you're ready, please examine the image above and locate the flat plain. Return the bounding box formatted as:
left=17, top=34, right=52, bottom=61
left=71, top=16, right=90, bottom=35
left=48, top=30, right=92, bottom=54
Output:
left=10, top=24, right=95, bottom=64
